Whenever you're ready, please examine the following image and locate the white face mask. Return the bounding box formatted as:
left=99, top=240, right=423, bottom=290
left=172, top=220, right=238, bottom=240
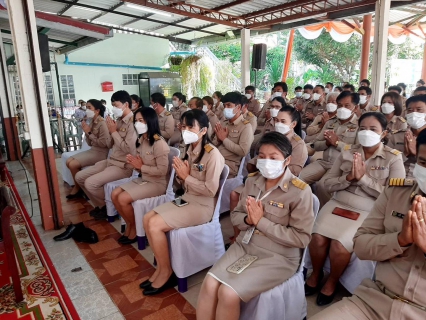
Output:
left=325, top=88, right=330, bottom=94
left=359, top=95, right=368, bottom=105
left=245, top=93, right=252, bottom=100
left=172, top=100, right=179, bottom=108
left=202, top=104, right=208, bottom=112
left=224, top=107, right=235, bottom=119
left=85, top=109, right=95, bottom=119
left=302, top=93, right=311, bottom=100
left=326, top=103, right=337, bottom=113
left=407, top=112, right=426, bottom=129
left=148, top=104, right=154, bottom=109
left=273, top=92, right=282, bottom=98
left=295, top=92, right=302, bottom=98
left=112, top=107, right=124, bottom=118
left=357, top=130, right=382, bottom=147
left=134, top=122, right=148, bottom=135
left=337, top=107, right=353, bottom=120
left=256, top=159, right=286, bottom=179
left=413, top=164, right=426, bottom=194
left=81, top=106, right=87, bottom=110
left=213, top=98, right=218, bottom=105
left=275, top=122, right=291, bottom=135
left=313, top=93, right=321, bottom=101
left=381, top=103, right=395, bottom=114
left=182, top=129, right=200, bottom=144
left=269, top=108, right=280, bottom=118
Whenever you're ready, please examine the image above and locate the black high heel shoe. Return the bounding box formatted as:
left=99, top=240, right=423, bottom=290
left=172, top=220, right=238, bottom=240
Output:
left=304, top=270, right=324, bottom=296
left=316, top=290, right=336, bottom=306
left=143, top=273, right=178, bottom=296
left=139, top=279, right=152, bottom=289
left=66, top=189, right=86, bottom=200
left=120, top=237, right=137, bottom=245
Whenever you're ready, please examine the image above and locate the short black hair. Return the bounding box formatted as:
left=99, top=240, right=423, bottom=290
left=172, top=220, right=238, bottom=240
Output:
left=414, top=86, right=426, bottom=93
left=190, top=97, right=203, bottom=109
left=334, top=86, right=343, bottom=92
left=417, top=79, right=425, bottom=85
left=273, top=82, right=288, bottom=92
left=87, top=99, right=106, bottom=117
left=258, top=131, right=293, bottom=159
left=131, top=94, right=145, bottom=108
left=222, top=92, right=243, bottom=106
left=173, top=92, right=186, bottom=103
left=245, top=85, right=255, bottom=92
left=358, top=86, right=372, bottom=96
left=315, top=85, right=325, bottom=91
left=304, top=84, right=314, bottom=90
left=360, top=79, right=370, bottom=86
left=388, top=86, right=402, bottom=94
left=100, top=99, right=107, bottom=104
left=213, top=91, right=223, bottom=100
left=416, top=127, right=426, bottom=153
left=326, top=82, right=334, bottom=87
left=295, top=86, right=302, bottom=91
left=134, top=107, right=161, bottom=146
left=358, top=112, right=387, bottom=132
left=381, top=92, right=403, bottom=116
left=343, top=84, right=356, bottom=92
left=397, top=82, right=406, bottom=90
left=337, top=91, right=360, bottom=105
left=407, top=95, right=426, bottom=109
left=111, top=90, right=132, bottom=108
left=151, top=92, right=166, bottom=107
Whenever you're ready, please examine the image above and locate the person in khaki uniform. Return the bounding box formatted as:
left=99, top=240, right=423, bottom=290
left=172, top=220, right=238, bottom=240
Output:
left=140, top=109, right=225, bottom=296
left=111, top=107, right=169, bottom=245
left=310, top=129, right=426, bottom=320
left=169, top=92, right=188, bottom=146
left=356, top=86, right=373, bottom=116
left=75, top=90, right=137, bottom=219
left=66, top=99, right=110, bottom=199
left=380, top=91, right=407, bottom=132
left=305, top=112, right=405, bottom=307
left=241, top=100, right=257, bottom=134
left=387, top=95, right=426, bottom=178
left=288, top=86, right=303, bottom=107
left=244, top=85, right=261, bottom=116
left=257, top=82, right=288, bottom=128
left=150, top=92, right=174, bottom=142
left=212, top=92, right=254, bottom=179
left=197, top=132, right=315, bottom=319
left=300, top=91, right=360, bottom=207
left=212, top=91, right=224, bottom=120
left=303, top=84, right=326, bottom=129
left=305, top=92, right=339, bottom=143
left=203, top=96, right=220, bottom=130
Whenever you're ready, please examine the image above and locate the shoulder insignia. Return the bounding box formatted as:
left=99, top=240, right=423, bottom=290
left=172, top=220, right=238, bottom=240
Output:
left=243, top=120, right=250, bottom=125
left=291, top=178, right=308, bottom=190
left=153, top=134, right=161, bottom=141
left=204, top=144, right=214, bottom=153
left=391, top=130, right=400, bottom=134
left=389, top=178, right=414, bottom=187
left=98, top=117, right=104, bottom=122
left=293, top=135, right=302, bottom=142
left=248, top=112, right=254, bottom=117
left=165, top=111, right=171, bottom=116
left=344, top=144, right=351, bottom=151
left=371, top=107, right=378, bottom=111
left=248, top=171, right=259, bottom=177
left=390, top=149, right=401, bottom=156
left=399, top=116, right=406, bottom=123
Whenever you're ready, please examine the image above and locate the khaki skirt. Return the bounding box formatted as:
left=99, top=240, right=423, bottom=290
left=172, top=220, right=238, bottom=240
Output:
left=119, top=178, right=167, bottom=202
left=154, top=193, right=215, bottom=229
left=313, top=190, right=376, bottom=252
left=71, top=149, right=108, bottom=168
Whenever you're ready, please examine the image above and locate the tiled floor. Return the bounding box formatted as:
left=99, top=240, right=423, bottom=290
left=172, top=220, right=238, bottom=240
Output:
left=7, top=155, right=349, bottom=320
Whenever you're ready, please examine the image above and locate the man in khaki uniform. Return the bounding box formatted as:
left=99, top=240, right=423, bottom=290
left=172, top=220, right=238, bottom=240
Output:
left=75, top=90, right=137, bottom=219
left=212, top=92, right=254, bottom=178
left=241, top=96, right=257, bottom=133
left=151, top=92, right=174, bottom=142
left=169, top=93, right=188, bottom=146
left=288, top=86, right=303, bottom=107
left=244, top=85, right=261, bottom=116
left=300, top=91, right=360, bottom=207
left=357, top=86, right=374, bottom=116
left=303, top=85, right=326, bottom=129
left=311, top=130, right=426, bottom=320
left=257, top=82, right=288, bottom=128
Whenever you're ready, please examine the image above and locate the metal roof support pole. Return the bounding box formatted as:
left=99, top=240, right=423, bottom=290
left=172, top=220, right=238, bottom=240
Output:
left=370, top=0, right=391, bottom=107
left=281, top=29, right=295, bottom=82
left=7, top=0, right=63, bottom=231
left=360, top=15, right=372, bottom=81
left=421, top=43, right=426, bottom=81
left=241, top=28, right=250, bottom=90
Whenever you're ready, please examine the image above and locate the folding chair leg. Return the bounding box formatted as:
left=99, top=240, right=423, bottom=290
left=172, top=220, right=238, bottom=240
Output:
left=137, top=235, right=146, bottom=250
left=177, top=277, right=188, bottom=293
left=121, top=224, right=126, bottom=233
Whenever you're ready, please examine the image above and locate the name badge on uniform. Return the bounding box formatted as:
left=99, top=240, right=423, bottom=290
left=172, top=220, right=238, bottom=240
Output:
left=146, top=151, right=153, bottom=155
left=268, top=200, right=284, bottom=208
left=231, top=129, right=239, bottom=133
left=347, top=128, right=357, bottom=132
left=120, top=128, right=126, bottom=132
left=193, top=163, right=205, bottom=172
left=391, top=211, right=405, bottom=219
left=371, top=166, right=387, bottom=170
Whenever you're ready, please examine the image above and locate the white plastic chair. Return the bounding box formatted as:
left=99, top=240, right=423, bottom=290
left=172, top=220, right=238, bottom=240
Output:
left=240, top=194, right=320, bottom=320
left=219, top=157, right=245, bottom=214
left=301, top=130, right=306, bottom=141
left=133, top=147, right=180, bottom=250
left=61, top=139, right=90, bottom=186
left=241, top=153, right=251, bottom=178
left=168, top=165, right=229, bottom=293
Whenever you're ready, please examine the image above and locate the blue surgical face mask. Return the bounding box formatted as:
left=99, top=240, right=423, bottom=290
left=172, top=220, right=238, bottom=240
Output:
left=224, top=107, right=235, bottom=119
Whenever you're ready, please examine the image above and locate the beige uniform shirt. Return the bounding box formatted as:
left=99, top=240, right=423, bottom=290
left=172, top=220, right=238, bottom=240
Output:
left=138, top=135, right=170, bottom=184
left=387, top=115, right=408, bottom=132
left=303, top=100, right=326, bottom=128
left=158, top=109, right=174, bottom=141
left=387, top=129, right=414, bottom=178
left=351, top=180, right=426, bottom=320
left=257, top=101, right=271, bottom=127
left=306, top=114, right=336, bottom=137
left=212, top=115, right=254, bottom=178
left=170, top=103, right=188, bottom=126
left=247, top=99, right=261, bottom=116
left=213, top=102, right=224, bottom=120
left=206, top=109, right=219, bottom=129
left=86, top=116, right=111, bottom=151
left=312, top=114, right=359, bottom=164
left=107, top=112, right=137, bottom=168
left=243, top=111, right=257, bottom=133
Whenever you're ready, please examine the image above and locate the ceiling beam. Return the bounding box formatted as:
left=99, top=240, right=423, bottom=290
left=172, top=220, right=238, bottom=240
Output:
left=147, top=17, right=191, bottom=31
left=214, top=0, right=252, bottom=11
left=169, top=23, right=216, bottom=37
left=89, top=1, right=125, bottom=21
left=122, top=14, right=154, bottom=26
left=57, top=0, right=79, bottom=16
left=242, top=0, right=316, bottom=19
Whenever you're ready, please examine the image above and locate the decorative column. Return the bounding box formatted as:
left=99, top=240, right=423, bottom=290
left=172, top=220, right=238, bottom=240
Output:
left=241, top=28, right=250, bottom=89
left=282, top=29, right=295, bottom=82
left=360, top=15, right=372, bottom=80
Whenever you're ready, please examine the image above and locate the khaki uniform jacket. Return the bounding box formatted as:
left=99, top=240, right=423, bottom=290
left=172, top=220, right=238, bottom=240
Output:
left=247, top=99, right=261, bottom=116
left=213, top=102, right=224, bottom=120
left=138, top=135, right=170, bottom=183
left=158, top=109, right=174, bottom=141
left=243, top=111, right=257, bottom=133
left=86, top=116, right=111, bottom=151
left=386, top=129, right=415, bottom=178
left=257, top=101, right=271, bottom=127
left=312, top=114, right=359, bottom=164
left=170, top=103, right=188, bottom=126
left=303, top=100, right=326, bottom=128
left=306, top=114, right=337, bottom=138
left=206, top=109, right=219, bottom=129
left=351, top=181, right=426, bottom=320
left=107, top=112, right=137, bottom=168
left=387, top=115, right=408, bottom=132
left=212, top=115, right=254, bottom=177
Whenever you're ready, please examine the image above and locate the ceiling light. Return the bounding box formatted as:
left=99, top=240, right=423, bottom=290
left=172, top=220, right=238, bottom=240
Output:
left=125, top=3, right=172, bottom=17
left=74, top=5, right=101, bottom=13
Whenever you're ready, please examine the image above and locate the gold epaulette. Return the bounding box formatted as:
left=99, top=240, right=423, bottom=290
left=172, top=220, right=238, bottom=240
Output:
left=293, top=135, right=301, bottom=142
left=291, top=178, right=308, bottom=190
left=399, top=116, right=406, bottom=123
left=391, top=130, right=400, bottom=134
left=98, top=117, right=104, bottom=121
left=390, top=149, right=401, bottom=156
left=389, top=178, right=414, bottom=187
left=371, top=107, right=378, bottom=111
left=248, top=171, right=259, bottom=177
left=204, top=144, right=213, bottom=153
left=248, top=112, right=254, bottom=117
left=153, top=134, right=161, bottom=141
left=344, top=144, right=351, bottom=151
left=243, top=120, right=250, bottom=125
left=165, top=111, right=171, bottom=116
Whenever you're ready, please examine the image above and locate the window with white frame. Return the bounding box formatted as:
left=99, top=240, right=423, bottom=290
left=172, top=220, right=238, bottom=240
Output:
left=122, top=74, right=138, bottom=85
left=60, top=75, right=76, bottom=104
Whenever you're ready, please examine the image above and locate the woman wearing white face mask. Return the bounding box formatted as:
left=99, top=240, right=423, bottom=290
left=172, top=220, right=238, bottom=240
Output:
left=168, top=92, right=189, bottom=146
left=198, top=132, right=315, bottom=320
left=305, top=112, right=405, bottom=307
left=130, top=94, right=144, bottom=112
left=111, top=107, right=169, bottom=245
left=212, top=91, right=224, bottom=119
left=380, top=92, right=407, bottom=132
left=141, top=109, right=225, bottom=296
left=66, top=99, right=110, bottom=199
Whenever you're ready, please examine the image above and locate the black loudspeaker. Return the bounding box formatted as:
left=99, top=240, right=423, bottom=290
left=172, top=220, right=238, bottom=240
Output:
left=252, top=43, right=267, bottom=71
left=38, top=33, right=50, bottom=72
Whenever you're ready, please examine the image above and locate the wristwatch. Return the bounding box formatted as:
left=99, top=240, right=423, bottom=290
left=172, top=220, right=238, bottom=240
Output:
left=244, top=215, right=253, bottom=226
